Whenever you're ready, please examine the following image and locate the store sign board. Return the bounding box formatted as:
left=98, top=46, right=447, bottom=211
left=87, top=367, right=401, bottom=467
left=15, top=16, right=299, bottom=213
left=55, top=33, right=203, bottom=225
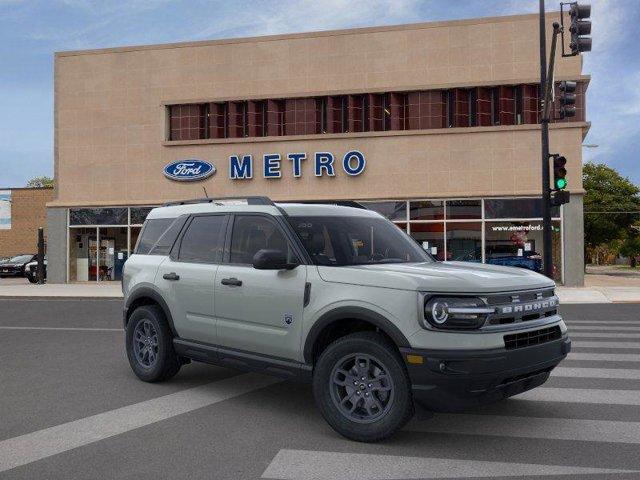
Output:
left=164, top=160, right=216, bottom=182
left=0, top=190, right=10, bottom=230
left=229, top=151, right=366, bottom=180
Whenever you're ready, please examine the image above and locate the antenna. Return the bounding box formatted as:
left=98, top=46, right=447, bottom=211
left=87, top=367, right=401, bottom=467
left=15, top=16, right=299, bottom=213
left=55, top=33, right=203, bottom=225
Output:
left=202, top=186, right=209, bottom=198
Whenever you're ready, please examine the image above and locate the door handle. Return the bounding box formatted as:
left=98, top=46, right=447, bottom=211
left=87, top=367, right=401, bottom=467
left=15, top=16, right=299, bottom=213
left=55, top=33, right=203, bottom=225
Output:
left=163, top=272, right=180, bottom=281
left=221, top=277, right=242, bottom=287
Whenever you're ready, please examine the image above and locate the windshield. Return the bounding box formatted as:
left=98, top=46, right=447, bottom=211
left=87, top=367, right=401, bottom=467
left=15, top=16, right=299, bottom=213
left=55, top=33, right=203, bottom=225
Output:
left=9, top=255, right=33, bottom=263
left=290, top=215, right=433, bottom=266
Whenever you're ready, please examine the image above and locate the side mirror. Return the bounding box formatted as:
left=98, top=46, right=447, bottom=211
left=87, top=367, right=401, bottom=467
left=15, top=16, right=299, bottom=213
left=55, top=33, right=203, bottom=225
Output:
left=252, top=249, right=298, bottom=270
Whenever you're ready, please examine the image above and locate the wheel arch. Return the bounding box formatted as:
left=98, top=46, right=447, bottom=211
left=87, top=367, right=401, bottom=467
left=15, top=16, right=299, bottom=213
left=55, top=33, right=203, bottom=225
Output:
left=303, top=306, right=411, bottom=364
left=124, top=287, right=177, bottom=336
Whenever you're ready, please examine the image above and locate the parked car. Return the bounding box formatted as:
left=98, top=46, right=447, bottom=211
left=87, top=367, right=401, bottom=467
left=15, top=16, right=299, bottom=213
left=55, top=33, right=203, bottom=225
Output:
left=24, top=257, right=47, bottom=283
left=0, top=254, right=37, bottom=278
left=452, top=247, right=543, bottom=273
left=122, top=196, right=569, bottom=442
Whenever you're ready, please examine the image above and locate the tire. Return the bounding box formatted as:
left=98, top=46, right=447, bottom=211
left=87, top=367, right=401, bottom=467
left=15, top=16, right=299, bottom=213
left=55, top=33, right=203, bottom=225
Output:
left=125, top=305, right=181, bottom=382
left=27, top=274, right=37, bottom=284
left=313, top=331, right=414, bottom=442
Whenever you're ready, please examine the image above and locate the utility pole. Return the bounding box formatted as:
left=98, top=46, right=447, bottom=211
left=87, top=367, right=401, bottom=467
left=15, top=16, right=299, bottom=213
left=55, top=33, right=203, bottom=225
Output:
left=538, top=1, right=591, bottom=279
left=539, top=0, right=554, bottom=279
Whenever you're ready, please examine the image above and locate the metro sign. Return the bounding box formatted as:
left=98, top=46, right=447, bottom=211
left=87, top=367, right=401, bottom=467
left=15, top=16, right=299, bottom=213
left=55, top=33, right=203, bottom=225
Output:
left=229, top=150, right=366, bottom=180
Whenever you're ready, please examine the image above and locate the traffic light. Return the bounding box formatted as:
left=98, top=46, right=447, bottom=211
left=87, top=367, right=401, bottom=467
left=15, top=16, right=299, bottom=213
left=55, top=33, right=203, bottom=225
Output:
left=558, top=81, right=577, bottom=119
left=569, top=3, right=592, bottom=55
left=551, top=190, right=570, bottom=207
left=551, top=154, right=568, bottom=190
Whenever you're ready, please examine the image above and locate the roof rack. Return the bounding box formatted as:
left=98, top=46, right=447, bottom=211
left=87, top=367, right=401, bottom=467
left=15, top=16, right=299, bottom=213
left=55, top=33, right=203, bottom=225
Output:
left=293, top=200, right=368, bottom=210
left=163, top=196, right=275, bottom=207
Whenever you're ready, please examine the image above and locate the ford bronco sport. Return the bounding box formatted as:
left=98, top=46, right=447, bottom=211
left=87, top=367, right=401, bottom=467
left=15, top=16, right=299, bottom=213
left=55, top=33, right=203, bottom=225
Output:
left=122, top=196, right=570, bottom=442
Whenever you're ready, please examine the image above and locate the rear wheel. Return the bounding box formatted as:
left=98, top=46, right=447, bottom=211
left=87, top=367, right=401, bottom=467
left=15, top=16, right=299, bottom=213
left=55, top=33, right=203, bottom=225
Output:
left=126, top=305, right=180, bottom=382
left=313, top=331, right=414, bottom=442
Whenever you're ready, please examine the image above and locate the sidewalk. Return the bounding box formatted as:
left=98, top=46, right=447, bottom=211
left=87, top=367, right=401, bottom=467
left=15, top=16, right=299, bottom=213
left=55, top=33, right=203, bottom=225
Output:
left=0, top=280, right=123, bottom=298
left=0, top=277, right=639, bottom=303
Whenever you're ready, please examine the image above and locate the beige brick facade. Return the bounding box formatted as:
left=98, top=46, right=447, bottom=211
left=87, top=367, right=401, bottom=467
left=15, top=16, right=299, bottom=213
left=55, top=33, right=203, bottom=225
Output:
left=0, top=188, right=53, bottom=257
left=52, top=13, right=587, bottom=208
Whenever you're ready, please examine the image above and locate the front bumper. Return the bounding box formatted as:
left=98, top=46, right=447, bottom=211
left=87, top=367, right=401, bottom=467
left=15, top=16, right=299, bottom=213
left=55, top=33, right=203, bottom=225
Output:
left=400, top=334, right=571, bottom=412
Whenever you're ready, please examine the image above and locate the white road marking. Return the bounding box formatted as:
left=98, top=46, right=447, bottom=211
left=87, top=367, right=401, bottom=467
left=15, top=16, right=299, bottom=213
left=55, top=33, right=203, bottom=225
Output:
left=410, top=414, right=640, bottom=444
left=517, top=387, right=640, bottom=405
left=553, top=366, right=640, bottom=379
left=572, top=340, right=640, bottom=349
left=0, top=326, right=123, bottom=332
left=261, top=449, right=636, bottom=479
left=570, top=332, right=640, bottom=338
left=569, top=352, right=640, bottom=362
left=570, top=325, right=640, bottom=332
left=0, top=373, right=279, bottom=473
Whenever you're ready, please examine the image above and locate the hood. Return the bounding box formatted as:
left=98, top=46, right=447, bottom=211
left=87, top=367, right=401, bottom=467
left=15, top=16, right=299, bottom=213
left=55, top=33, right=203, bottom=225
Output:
left=317, top=261, right=555, bottom=293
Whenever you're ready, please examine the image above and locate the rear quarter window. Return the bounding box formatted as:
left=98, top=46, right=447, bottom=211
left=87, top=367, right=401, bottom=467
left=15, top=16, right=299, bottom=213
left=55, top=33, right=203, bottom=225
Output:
left=135, top=218, right=176, bottom=255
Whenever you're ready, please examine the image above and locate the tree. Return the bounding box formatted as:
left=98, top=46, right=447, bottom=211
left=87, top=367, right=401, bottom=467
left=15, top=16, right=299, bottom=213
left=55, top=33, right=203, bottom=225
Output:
left=620, top=221, right=640, bottom=268
left=26, top=176, right=54, bottom=188
left=583, top=163, right=640, bottom=249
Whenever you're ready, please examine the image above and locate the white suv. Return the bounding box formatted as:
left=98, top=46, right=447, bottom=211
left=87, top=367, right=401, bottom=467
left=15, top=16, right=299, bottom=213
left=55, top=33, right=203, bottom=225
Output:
left=122, top=196, right=570, bottom=442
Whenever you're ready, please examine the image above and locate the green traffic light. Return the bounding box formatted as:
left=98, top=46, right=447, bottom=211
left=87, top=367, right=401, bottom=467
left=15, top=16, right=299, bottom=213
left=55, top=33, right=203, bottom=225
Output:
left=556, top=178, right=567, bottom=190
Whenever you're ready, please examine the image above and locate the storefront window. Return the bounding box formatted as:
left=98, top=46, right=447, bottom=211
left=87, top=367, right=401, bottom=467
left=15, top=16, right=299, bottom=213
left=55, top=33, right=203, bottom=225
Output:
left=410, top=223, right=445, bottom=260
left=69, top=208, right=127, bottom=225
left=446, top=222, right=482, bottom=262
left=484, top=198, right=559, bottom=219
left=484, top=220, right=561, bottom=280
left=410, top=201, right=444, bottom=221
left=394, top=222, right=407, bottom=233
left=362, top=201, right=406, bottom=221
left=446, top=200, right=481, bottom=219
left=130, top=207, right=154, bottom=225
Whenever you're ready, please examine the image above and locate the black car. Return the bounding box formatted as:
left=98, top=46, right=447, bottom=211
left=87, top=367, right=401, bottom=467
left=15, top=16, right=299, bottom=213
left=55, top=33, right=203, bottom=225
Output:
left=0, top=254, right=37, bottom=278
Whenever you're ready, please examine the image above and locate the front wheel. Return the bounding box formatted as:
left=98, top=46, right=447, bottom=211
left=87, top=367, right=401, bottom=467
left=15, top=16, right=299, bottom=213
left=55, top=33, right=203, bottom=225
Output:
left=27, top=274, right=37, bottom=283
left=313, top=331, right=414, bottom=442
left=125, top=305, right=181, bottom=382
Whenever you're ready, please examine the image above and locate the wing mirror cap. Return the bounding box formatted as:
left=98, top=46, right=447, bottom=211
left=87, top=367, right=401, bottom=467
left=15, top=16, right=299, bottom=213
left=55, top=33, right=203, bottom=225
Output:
left=252, top=249, right=298, bottom=270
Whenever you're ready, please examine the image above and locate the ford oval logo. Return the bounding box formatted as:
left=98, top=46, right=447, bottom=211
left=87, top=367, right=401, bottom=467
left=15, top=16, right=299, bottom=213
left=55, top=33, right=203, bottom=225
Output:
left=164, top=159, right=215, bottom=182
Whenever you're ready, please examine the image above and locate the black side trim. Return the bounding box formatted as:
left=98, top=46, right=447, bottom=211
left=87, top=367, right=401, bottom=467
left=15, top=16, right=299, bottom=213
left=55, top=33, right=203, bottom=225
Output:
left=173, top=339, right=312, bottom=383
left=303, top=306, right=411, bottom=363
left=124, top=287, right=178, bottom=336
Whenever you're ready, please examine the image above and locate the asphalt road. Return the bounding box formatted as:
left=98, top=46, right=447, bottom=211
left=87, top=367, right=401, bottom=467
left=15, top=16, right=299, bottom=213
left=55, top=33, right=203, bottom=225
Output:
left=1, top=300, right=639, bottom=479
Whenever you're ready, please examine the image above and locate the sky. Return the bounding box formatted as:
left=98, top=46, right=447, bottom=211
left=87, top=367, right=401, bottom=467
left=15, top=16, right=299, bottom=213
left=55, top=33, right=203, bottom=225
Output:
left=0, top=0, right=638, bottom=187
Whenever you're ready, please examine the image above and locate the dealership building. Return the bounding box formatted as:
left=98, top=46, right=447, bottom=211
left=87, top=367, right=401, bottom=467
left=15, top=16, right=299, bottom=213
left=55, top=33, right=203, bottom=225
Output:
left=47, top=12, right=589, bottom=285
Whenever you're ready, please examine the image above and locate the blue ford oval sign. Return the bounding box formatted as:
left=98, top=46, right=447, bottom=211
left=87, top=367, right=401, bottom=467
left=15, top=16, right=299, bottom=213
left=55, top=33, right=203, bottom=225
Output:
left=164, top=159, right=215, bottom=182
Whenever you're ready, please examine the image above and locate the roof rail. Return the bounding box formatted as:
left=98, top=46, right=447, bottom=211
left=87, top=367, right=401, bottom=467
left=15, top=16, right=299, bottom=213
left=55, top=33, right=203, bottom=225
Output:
left=163, top=196, right=275, bottom=207
left=294, top=200, right=368, bottom=210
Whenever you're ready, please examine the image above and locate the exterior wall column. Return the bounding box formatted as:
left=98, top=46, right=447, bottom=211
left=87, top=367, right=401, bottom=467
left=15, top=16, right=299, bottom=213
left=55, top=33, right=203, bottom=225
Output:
left=562, top=193, right=585, bottom=286
left=46, top=207, right=68, bottom=284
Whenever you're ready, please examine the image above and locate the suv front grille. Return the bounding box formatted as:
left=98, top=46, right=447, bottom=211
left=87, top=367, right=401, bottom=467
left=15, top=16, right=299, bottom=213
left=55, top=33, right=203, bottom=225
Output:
left=504, top=326, right=562, bottom=350
left=485, top=288, right=558, bottom=326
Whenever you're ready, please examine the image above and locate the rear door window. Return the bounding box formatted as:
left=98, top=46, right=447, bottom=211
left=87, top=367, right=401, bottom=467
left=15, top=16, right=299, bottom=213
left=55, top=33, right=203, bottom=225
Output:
left=177, top=215, right=227, bottom=264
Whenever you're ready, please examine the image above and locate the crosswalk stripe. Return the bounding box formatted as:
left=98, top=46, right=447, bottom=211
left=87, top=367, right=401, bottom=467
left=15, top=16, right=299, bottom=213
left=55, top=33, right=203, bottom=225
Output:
left=569, top=352, right=640, bottom=361
left=517, top=387, right=640, bottom=405
left=553, top=366, right=640, bottom=379
left=0, top=373, right=279, bottom=473
left=261, top=449, right=637, bottom=479
left=571, top=340, right=640, bottom=349
left=569, top=332, right=640, bottom=338
left=569, top=325, right=640, bottom=332
left=410, top=414, right=640, bottom=444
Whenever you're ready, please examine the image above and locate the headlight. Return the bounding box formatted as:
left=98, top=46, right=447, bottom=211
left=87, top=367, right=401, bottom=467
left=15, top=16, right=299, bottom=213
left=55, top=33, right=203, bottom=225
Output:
left=423, top=296, right=494, bottom=330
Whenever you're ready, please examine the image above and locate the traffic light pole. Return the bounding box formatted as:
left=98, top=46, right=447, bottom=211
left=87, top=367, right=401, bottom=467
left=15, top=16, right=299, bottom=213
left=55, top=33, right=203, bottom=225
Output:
left=539, top=0, right=554, bottom=279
